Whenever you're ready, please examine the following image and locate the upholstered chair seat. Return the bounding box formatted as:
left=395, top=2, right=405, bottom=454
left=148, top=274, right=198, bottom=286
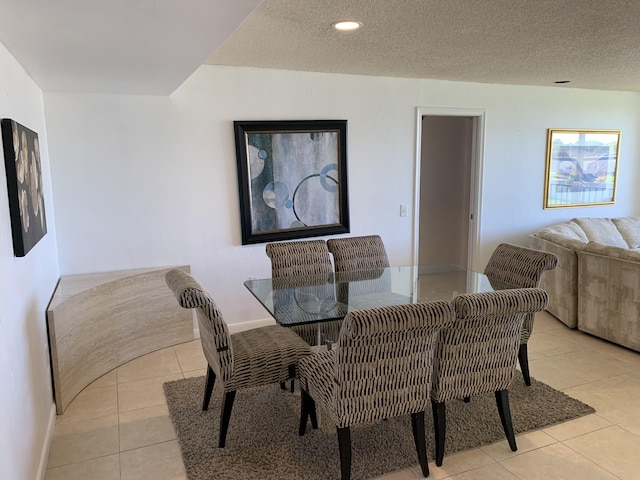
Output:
left=165, top=269, right=312, bottom=447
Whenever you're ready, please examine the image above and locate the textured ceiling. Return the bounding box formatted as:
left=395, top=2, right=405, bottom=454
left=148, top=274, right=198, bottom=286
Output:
left=0, top=0, right=638, bottom=94
left=208, top=0, right=640, bottom=92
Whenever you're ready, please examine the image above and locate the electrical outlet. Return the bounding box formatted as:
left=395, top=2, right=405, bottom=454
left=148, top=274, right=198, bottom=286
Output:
left=399, top=204, right=408, bottom=217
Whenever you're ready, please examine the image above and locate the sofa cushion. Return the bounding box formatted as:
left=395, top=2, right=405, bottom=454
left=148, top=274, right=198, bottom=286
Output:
left=535, top=221, right=588, bottom=243
left=572, top=218, right=628, bottom=248
left=612, top=217, right=640, bottom=249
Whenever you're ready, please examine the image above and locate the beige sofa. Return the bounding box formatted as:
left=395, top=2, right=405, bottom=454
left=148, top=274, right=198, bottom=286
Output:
left=529, top=217, right=640, bottom=352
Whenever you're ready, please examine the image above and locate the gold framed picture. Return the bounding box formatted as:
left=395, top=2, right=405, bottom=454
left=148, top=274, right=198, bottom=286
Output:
left=544, top=129, right=621, bottom=208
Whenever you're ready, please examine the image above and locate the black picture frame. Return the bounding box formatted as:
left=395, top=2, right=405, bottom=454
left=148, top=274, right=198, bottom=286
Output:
left=1, top=118, right=47, bottom=257
left=234, top=120, right=350, bottom=245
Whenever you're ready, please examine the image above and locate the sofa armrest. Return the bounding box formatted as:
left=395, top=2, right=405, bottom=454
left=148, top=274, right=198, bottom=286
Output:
left=528, top=234, right=580, bottom=328
left=577, top=246, right=640, bottom=352
left=581, top=241, right=640, bottom=262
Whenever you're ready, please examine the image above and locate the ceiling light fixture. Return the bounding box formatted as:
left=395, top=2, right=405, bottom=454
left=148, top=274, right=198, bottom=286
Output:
left=332, top=21, right=362, bottom=31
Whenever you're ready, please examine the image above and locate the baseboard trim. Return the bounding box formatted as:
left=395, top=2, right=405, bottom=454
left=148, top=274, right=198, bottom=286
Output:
left=228, top=318, right=276, bottom=334
left=36, top=402, right=56, bottom=479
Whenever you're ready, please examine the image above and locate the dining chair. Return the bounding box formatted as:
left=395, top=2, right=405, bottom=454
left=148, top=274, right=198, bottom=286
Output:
left=430, top=288, right=549, bottom=466
left=327, top=234, right=390, bottom=272
left=164, top=269, right=312, bottom=447
left=484, top=243, right=558, bottom=385
left=266, top=240, right=342, bottom=346
left=298, top=301, right=455, bottom=480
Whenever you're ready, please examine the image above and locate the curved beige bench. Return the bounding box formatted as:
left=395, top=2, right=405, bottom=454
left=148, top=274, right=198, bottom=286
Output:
left=46, top=266, right=194, bottom=414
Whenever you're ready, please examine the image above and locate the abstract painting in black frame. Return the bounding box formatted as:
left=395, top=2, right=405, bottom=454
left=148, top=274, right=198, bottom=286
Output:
left=1, top=118, right=47, bottom=257
left=234, top=120, right=350, bottom=245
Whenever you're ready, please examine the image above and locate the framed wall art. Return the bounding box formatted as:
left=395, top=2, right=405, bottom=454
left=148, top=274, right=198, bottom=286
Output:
left=1, top=118, right=47, bottom=256
left=234, top=120, right=350, bottom=244
left=544, top=129, right=621, bottom=208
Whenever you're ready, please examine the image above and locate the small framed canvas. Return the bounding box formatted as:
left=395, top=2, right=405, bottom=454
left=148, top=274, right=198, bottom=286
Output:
left=234, top=120, right=350, bottom=244
left=544, top=129, right=621, bottom=208
left=2, top=118, right=47, bottom=256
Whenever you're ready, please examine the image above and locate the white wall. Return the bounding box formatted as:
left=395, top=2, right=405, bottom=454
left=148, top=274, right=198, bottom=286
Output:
left=0, top=43, right=59, bottom=480
left=44, top=65, right=640, bottom=326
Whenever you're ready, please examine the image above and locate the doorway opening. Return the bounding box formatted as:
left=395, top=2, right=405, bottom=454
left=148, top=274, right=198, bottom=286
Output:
left=413, top=107, right=485, bottom=270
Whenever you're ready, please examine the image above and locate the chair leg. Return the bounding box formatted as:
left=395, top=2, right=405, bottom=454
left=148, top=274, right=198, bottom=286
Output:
left=411, top=411, right=430, bottom=477
left=299, top=389, right=318, bottom=436
left=518, top=343, right=531, bottom=386
left=431, top=400, right=446, bottom=467
left=289, top=364, right=296, bottom=393
left=337, top=426, right=352, bottom=480
left=218, top=390, right=236, bottom=448
left=202, top=365, right=216, bottom=411
left=309, top=396, right=318, bottom=430
left=299, top=389, right=310, bottom=435
left=495, top=390, right=517, bottom=451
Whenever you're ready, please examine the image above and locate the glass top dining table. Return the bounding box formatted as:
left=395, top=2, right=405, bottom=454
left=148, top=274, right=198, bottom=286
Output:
left=244, top=263, right=501, bottom=328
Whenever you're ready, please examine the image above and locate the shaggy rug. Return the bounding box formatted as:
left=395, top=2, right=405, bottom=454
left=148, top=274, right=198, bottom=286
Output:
left=164, top=376, right=594, bottom=480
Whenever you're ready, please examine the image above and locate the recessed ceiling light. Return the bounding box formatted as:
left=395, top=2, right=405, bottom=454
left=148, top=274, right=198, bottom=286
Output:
left=554, top=80, right=571, bottom=84
left=332, top=21, right=362, bottom=31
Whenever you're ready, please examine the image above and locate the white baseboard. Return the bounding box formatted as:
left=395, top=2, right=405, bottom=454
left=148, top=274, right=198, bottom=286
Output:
left=228, top=318, right=276, bottom=334
left=36, top=402, right=56, bottom=479
left=193, top=317, right=275, bottom=339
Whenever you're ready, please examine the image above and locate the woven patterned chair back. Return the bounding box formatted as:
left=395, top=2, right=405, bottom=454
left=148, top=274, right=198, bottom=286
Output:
left=333, top=301, right=454, bottom=425
left=327, top=235, right=390, bottom=272
left=165, top=269, right=233, bottom=383
left=431, top=288, right=549, bottom=403
left=484, top=243, right=558, bottom=288
left=266, top=240, right=333, bottom=277
left=484, top=243, right=557, bottom=341
left=266, top=240, right=335, bottom=344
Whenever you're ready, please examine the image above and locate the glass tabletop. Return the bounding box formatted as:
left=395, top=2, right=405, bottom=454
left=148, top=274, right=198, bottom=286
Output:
left=244, top=263, right=500, bottom=328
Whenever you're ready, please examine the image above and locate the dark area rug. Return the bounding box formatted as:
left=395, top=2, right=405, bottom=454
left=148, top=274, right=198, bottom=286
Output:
left=164, top=376, right=594, bottom=480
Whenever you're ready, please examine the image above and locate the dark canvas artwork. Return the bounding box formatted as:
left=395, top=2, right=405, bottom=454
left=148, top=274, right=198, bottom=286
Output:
left=2, top=119, right=47, bottom=256
left=234, top=120, right=350, bottom=245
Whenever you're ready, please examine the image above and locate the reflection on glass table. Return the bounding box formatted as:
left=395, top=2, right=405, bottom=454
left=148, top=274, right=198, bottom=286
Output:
left=244, top=264, right=502, bottom=343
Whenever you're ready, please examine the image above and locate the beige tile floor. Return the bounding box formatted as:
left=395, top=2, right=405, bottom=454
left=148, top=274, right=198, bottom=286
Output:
left=44, top=312, right=640, bottom=479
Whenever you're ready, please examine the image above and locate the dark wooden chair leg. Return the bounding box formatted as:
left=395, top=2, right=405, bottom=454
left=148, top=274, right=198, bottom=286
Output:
left=337, top=426, right=352, bottom=480
left=309, top=395, right=318, bottom=429
left=218, top=390, right=236, bottom=448
left=299, top=389, right=311, bottom=435
left=202, top=365, right=216, bottom=411
left=299, top=389, right=318, bottom=435
left=495, top=389, right=517, bottom=451
left=411, top=411, right=430, bottom=477
left=518, top=343, right=531, bottom=386
left=431, top=400, right=446, bottom=467
left=288, top=364, right=296, bottom=393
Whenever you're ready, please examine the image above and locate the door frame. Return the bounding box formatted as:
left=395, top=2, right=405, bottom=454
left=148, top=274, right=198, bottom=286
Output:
left=412, top=106, right=486, bottom=270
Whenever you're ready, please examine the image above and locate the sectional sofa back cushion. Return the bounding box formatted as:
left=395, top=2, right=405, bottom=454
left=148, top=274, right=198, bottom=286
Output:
left=534, top=220, right=588, bottom=250
left=611, top=217, right=640, bottom=249
left=572, top=218, right=628, bottom=249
